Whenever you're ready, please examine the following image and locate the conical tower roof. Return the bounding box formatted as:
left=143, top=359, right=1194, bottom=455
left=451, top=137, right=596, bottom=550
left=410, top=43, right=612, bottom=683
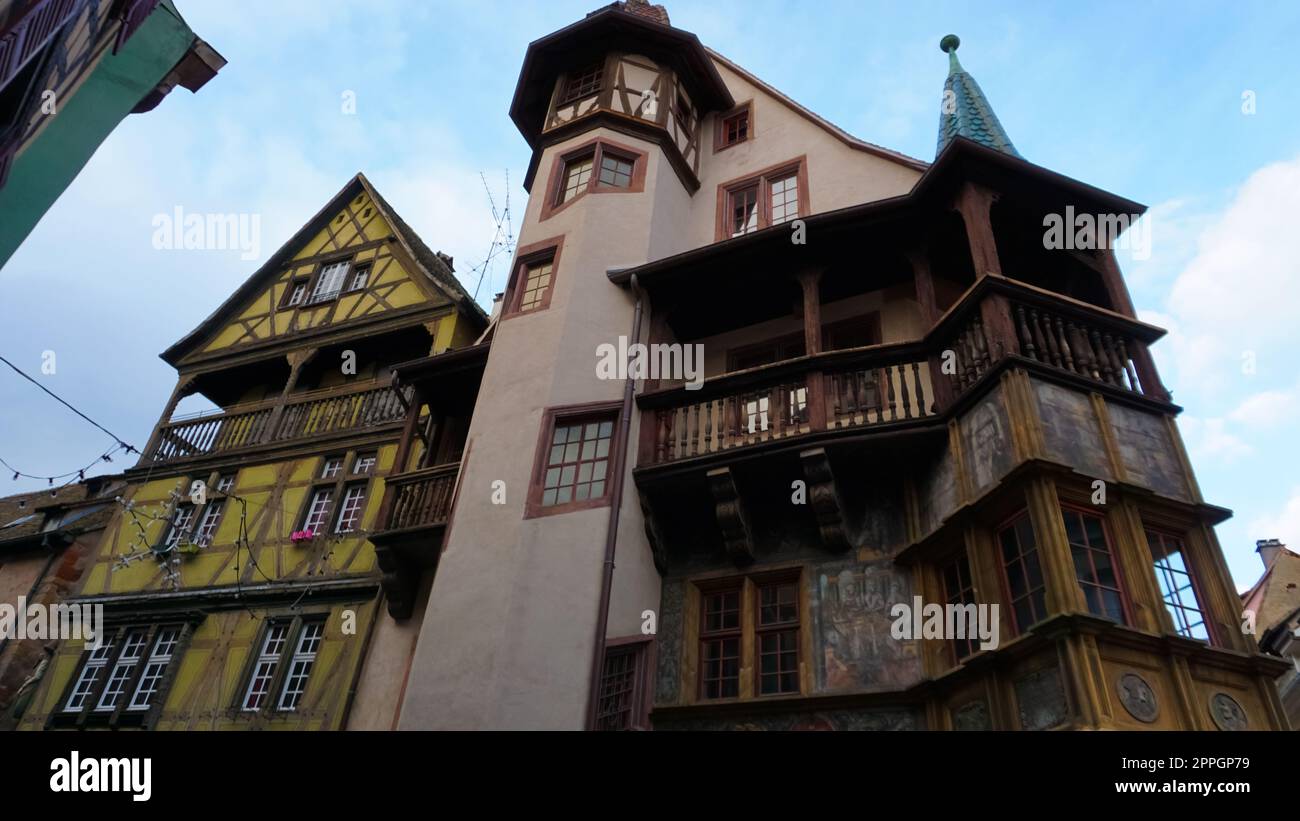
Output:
left=936, top=34, right=1020, bottom=158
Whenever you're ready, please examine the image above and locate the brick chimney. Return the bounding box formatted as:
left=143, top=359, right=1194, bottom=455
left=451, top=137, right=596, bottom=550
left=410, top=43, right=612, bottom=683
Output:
left=1257, top=538, right=1285, bottom=569
left=621, top=0, right=670, bottom=26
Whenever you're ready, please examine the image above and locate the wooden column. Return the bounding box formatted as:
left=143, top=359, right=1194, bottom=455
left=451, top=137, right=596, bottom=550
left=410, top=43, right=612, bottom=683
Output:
left=265, top=347, right=318, bottom=440
left=953, top=181, right=1002, bottom=277
left=140, top=376, right=196, bottom=461
left=978, top=291, right=1021, bottom=362
left=906, top=249, right=940, bottom=328
left=1095, top=249, right=1137, bottom=318
left=1024, top=476, right=1086, bottom=617
left=376, top=386, right=426, bottom=533
left=798, top=269, right=827, bottom=431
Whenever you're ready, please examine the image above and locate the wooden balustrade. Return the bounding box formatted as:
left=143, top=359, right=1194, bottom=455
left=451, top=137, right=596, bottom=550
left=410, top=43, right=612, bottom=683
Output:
left=1013, top=302, right=1145, bottom=394
left=644, top=346, right=936, bottom=465
left=381, top=463, right=459, bottom=533
left=145, top=384, right=409, bottom=464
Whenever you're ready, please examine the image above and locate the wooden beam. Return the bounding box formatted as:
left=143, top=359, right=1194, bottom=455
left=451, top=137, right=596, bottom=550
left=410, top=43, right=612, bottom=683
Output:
left=706, top=467, right=753, bottom=566
left=799, top=447, right=850, bottom=552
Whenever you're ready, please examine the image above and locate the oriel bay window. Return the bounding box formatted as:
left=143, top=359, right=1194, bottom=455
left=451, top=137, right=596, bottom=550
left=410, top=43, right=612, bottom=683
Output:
left=695, top=570, right=805, bottom=701
left=716, top=157, right=808, bottom=240
left=1061, top=506, right=1129, bottom=624
left=1147, top=529, right=1212, bottom=642
left=998, top=512, right=1047, bottom=633
left=57, top=622, right=191, bottom=727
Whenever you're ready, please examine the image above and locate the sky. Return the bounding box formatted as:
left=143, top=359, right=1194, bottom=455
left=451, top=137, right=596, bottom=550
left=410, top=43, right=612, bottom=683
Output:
left=1, top=0, right=1298, bottom=591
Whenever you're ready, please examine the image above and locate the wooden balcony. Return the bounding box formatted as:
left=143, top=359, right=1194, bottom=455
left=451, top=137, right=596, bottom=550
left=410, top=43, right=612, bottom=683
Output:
left=638, top=276, right=1168, bottom=469
left=144, top=383, right=410, bottom=465
left=370, top=462, right=460, bottom=619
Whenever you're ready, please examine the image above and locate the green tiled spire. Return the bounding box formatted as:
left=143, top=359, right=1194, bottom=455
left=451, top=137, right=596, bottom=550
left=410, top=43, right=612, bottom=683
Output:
left=936, top=34, right=1020, bottom=158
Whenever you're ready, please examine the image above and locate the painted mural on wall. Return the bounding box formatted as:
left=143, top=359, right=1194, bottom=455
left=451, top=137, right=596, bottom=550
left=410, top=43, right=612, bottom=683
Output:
left=958, top=387, right=1013, bottom=496
left=811, top=559, right=921, bottom=693
left=1106, top=402, right=1190, bottom=501
left=1015, top=667, right=1069, bottom=730
left=917, top=446, right=958, bottom=537
left=1033, top=379, right=1113, bottom=481
left=655, top=707, right=919, bottom=731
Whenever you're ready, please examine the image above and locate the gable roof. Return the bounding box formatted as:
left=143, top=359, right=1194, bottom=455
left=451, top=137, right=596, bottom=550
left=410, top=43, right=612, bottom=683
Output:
left=161, top=173, right=487, bottom=367
left=706, top=47, right=929, bottom=173
left=1242, top=546, right=1300, bottom=634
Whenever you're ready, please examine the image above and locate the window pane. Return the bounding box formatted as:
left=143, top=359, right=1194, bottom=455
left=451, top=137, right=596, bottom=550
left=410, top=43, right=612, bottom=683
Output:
left=518, top=261, right=554, bottom=312
left=539, top=415, right=615, bottom=507
left=559, top=157, right=594, bottom=203
left=730, top=186, right=759, bottom=236
left=598, top=153, right=634, bottom=188
left=769, top=173, right=799, bottom=225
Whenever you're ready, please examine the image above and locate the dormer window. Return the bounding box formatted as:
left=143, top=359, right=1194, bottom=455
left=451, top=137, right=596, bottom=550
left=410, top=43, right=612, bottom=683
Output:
left=561, top=62, right=604, bottom=103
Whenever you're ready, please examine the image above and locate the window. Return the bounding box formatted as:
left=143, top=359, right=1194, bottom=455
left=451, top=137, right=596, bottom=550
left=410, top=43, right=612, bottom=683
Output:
left=598, top=151, right=635, bottom=188
left=517, top=260, right=554, bottom=313
left=60, top=624, right=187, bottom=726
left=541, top=139, right=646, bottom=219
left=162, top=504, right=196, bottom=550
left=321, top=457, right=344, bottom=479
left=64, top=633, right=117, bottom=712
left=277, top=621, right=324, bottom=711
left=700, top=587, right=741, bottom=699
left=756, top=581, right=799, bottom=695
left=216, top=474, right=236, bottom=494
left=561, top=61, right=603, bottom=102
left=1147, top=530, right=1209, bottom=641
left=285, top=279, right=309, bottom=307
left=241, top=619, right=325, bottom=714
left=334, top=484, right=366, bottom=534
left=352, top=452, right=376, bottom=475
left=715, top=102, right=753, bottom=151
left=999, top=512, right=1047, bottom=633
left=347, top=265, right=370, bottom=292
left=942, top=553, right=978, bottom=661
left=729, top=184, right=759, bottom=237
left=596, top=641, right=650, bottom=731
left=302, top=488, right=333, bottom=534
left=557, top=154, right=594, bottom=205
left=716, top=158, right=807, bottom=240
left=674, top=93, right=693, bottom=126
left=769, top=173, right=800, bottom=225
left=1061, top=507, right=1128, bottom=624
left=242, top=623, right=289, bottom=711
left=309, top=260, right=350, bottom=303
left=128, top=628, right=181, bottom=711
left=541, top=417, right=613, bottom=507
left=192, top=498, right=224, bottom=547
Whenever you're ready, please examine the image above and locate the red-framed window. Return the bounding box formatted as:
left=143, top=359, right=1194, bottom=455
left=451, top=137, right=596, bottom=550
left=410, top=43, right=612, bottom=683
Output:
left=714, top=102, right=753, bottom=152
left=716, top=157, right=807, bottom=240
left=1061, top=506, right=1129, bottom=624
left=1147, top=529, right=1211, bottom=642
left=699, top=586, right=742, bottom=699
left=941, top=552, right=978, bottom=661
left=503, top=236, right=563, bottom=318
left=557, top=153, right=595, bottom=205
left=526, top=401, right=621, bottom=518
left=755, top=580, right=799, bottom=695
left=998, top=512, right=1047, bottom=633
left=595, top=639, right=652, bottom=730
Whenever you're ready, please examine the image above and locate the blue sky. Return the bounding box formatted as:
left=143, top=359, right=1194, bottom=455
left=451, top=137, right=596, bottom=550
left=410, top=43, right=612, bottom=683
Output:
left=1, top=0, right=1298, bottom=590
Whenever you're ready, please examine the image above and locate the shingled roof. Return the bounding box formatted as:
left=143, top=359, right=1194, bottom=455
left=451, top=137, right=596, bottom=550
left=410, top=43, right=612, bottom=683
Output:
left=936, top=34, right=1020, bottom=159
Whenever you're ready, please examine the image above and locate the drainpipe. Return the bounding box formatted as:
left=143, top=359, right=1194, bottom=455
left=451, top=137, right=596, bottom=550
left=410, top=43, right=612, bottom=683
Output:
left=584, top=273, right=645, bottom=730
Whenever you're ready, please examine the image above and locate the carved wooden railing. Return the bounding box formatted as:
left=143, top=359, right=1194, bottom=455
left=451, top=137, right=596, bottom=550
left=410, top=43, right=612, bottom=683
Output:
left=145, top=384, right=410, bottom=463
left=377, top=463, right=459, bottom=534
left=641, top=344, right=936, bottom=465
left=1011, top=300, right=1143, bottom=394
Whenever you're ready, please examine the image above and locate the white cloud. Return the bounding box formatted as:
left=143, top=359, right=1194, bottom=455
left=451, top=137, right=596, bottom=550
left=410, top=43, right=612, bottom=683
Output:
left=1246, top=486, right=1300, bottom=555
left=1178, top=415, right=1253, bottom=463
left=1158, top=156, right=1300, bottom=393
left=1227, top=388, right=1295, bottom=429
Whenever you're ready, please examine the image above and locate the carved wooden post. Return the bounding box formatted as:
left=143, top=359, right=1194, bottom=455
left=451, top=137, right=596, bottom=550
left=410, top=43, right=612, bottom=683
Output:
left=140, top=375, right=197, bottom=462
left=377, top=385, right=426, bottom=534
left=953, top=181, right=1002, bottom=277
left=266, top=347, right=318, bottom=442
left=977, top=290, right=1020, bottom=363
left=906, top=248, right=940, bottom=328
left=798, top=268, right=827, bottom=431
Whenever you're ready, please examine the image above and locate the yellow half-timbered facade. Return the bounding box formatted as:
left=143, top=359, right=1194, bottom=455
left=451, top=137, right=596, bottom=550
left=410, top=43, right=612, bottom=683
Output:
left=16, top=173, right=486, bottom=730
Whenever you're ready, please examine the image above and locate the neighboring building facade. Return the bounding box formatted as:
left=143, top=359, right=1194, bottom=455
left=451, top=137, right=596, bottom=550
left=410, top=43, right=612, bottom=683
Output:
left=0, top=474, right=126, bottom=729
left=397, top=1, right=1291, bottom=730
left=0, top=0, right=224, bottom=267
left=13, top=173, right=487, bottom=730
left=1241, top=539, right=1300, bottom=728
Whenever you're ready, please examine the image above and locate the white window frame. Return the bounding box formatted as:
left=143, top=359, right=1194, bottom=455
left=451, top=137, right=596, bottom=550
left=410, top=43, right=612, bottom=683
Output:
left=63, top=632, right=117, bottom=712
left=241, top=622, right=290, bottom=712
left=334, top=484, right=366, bottom=534
left=127, top=627, right=181, bottom=711
left=94, top=629, right=148, bottom=712
left=277, top=621, right=325, bottom=712
left=309, top=261, right=350, bottom=303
